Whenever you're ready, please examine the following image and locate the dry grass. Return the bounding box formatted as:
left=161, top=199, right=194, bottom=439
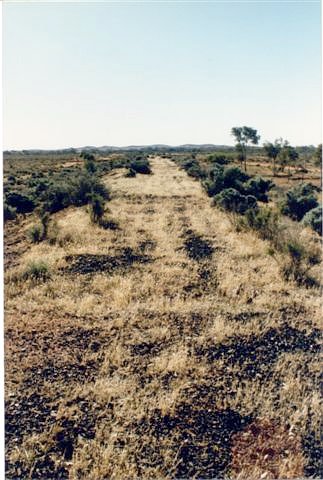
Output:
left=4, top=156, right=322, bottom=479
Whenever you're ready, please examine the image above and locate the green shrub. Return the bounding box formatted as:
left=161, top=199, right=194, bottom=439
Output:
left=130, top=157, right=151, bottom=174
left=7, top=175, right=16, bottom=183
left=4, top=203, right=17, bottom=222
left=84, top=156, right=97, bottom=174
left=42, top=174, right=110, bottom=213
left=279, top=239, right=319, bottom=286
left=203, top=165, right=225, bottom=196
left=28, top=224, right=44, bottom=243
left=42, top=182, right=72, bottom=213
left=281, top=183, right=319, bottom=221
left=213, top=188, right=257, bottom=214
left=6, top=192, right=35, bottom=214
left=223, top=167, right=249, bottom=190
left=280, top=241, right=303, bottom=283
left=244, top=207, right=280, bottom=242
left=23, top=260, right=50, bottom=281
left=113, top=157, right=130, bottom=169
left=125, top=168, right=136, bottom=177
left=81, top=152, right=97, bottom=173
left=302, top=206, right=322, bottom=236
left=98, top=162, right=112, bottom=174
left=186, top=164, right=206, bottom=179
left=99, top=217, right=119, bottom=230
left=71, top=174, right=110, bottom=205
left=243, top=176, right=274, bottom=202
left=181, top=158, right=206, bottom=179
left=204, top=166, right=249, bottom=197
left=32, top=179, right=49, bottom=197
left=207, top=154, right=229, bottom=165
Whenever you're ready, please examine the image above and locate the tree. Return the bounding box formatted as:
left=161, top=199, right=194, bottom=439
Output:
left=314, top=144, right=322, bottom=167
left=231, top=126, right=260, bottom=173
left=235, top=143, right=244, bottom=168
left=263, top=138, right=283, bottom=176
left=278, top=144, right=299, bottom=175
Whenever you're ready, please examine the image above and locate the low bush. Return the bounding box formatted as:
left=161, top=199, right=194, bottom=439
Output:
left=244, top=207, right=280, bottom=242
left=280, top=239, right=320, bottom=287
left=27, top=212, right=50, bottom=243
left=130, top=157, right=151, bottom=174
left=125, top=168, right=136, bottom=177
left=281, top=183, right=319, bottom=221
left=302, top=206, right=322, bottom=236
left=112, top=157, right=130, bottom=169
left=204, top=164, right=273, bottom=210
left=204, top=166, right=249, bottom=197
left=222, top=167, right=249, bottom=190
left=6, top=191, right=35, bottom=214
left=28, top=224, right=44, bottom=243
left=23, top=260, right=50, bottom=281
left=213, top=188, right=257, bottom=214
left=42, top=174, right=110, bottom=213
left=72, top=174, right=110, bottom=205
left=83, top=154, right=97, bottom=174
left=7, top=175, right=16, bottom=183
left=207, top=154, right=229, bottom=165
left=181, top=158, right=206, bottom=179
left=203, top=179, right=218, bottom=197
left=266, top=229, right=321, bottom=287
left=4, top=203, right=17, bottom=222
left=99, top=217, right=119, bottom=230
left=32, top=179, right=49, bottom=197
left=203, top=165, right=225, bottom=196
left=187, top=165, right=206, bottom=179
left=243, top=176, right=274, bottom=202
left=42, top=182, right=72, bottom=213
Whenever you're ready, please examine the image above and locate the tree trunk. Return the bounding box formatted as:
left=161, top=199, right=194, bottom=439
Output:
left=243, top=145, right=247, bottom=173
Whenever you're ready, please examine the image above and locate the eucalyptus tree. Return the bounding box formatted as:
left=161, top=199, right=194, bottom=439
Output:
left=231, top=126, right=260, bottom=172
left=278, top=143, right=299, bottom=175
left=315, top=144, right=322, bottom=167
left=263, top=138, right=283, bottom=176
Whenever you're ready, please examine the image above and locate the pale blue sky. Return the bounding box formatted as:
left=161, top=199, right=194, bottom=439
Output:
left=3, top=1, right=321, bottom=149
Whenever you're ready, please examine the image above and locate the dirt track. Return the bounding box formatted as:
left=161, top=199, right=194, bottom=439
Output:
left=5, top=157, right=321, bottom=479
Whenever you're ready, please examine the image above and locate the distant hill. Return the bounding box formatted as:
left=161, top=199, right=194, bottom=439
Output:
left=4, top=144, right=236, bottom=155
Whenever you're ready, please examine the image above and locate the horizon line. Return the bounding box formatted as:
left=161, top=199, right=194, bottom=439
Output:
left=3, top=141, right=320, bottom=152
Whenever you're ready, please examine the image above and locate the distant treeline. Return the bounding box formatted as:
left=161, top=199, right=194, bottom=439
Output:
left=3, top=144, right=318, bottom=158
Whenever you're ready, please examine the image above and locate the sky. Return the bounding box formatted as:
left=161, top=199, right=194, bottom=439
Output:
left=2, top=0, right=322, bottom=149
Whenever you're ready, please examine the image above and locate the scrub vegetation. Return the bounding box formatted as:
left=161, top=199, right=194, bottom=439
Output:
left=4, top=142, right=322, bottom=479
